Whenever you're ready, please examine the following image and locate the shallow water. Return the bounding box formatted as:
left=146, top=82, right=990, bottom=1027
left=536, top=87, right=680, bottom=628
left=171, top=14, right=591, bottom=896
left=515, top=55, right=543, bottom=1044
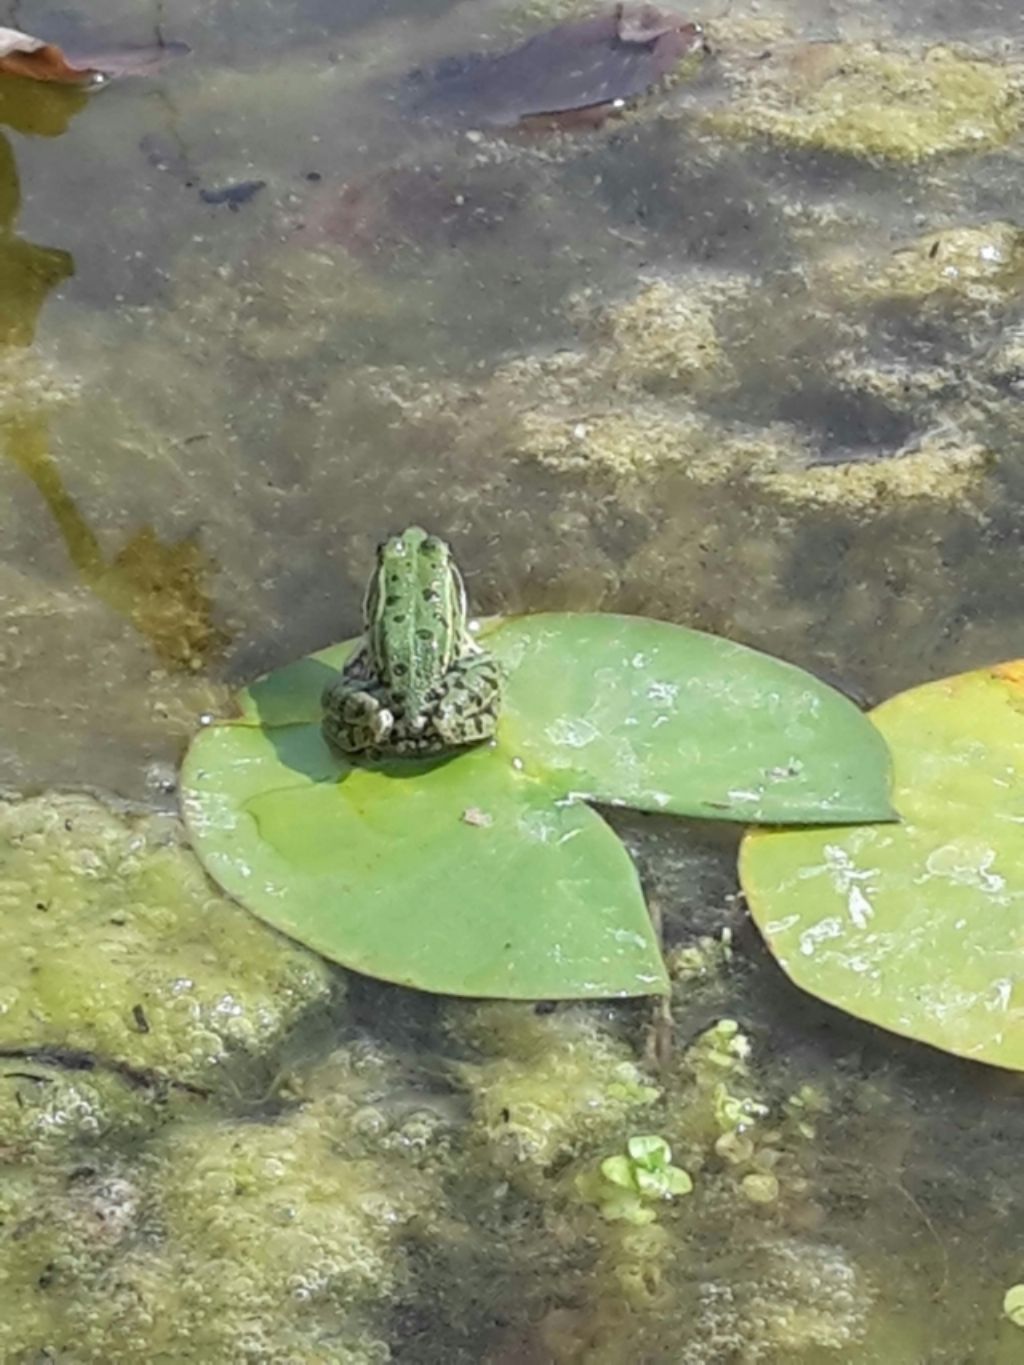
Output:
left=3, top=0, right=1024, bottom=1360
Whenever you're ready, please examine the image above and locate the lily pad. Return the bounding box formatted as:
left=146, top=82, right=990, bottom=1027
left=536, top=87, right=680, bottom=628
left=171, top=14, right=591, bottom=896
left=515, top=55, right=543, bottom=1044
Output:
left=740, top=660, right=1024, bottom=1070
left=181, top=613, right=893, bottom=1000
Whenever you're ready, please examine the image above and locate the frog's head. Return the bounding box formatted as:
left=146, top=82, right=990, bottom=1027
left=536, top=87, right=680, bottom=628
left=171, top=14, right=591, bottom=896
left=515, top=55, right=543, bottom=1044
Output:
left=363, top=527, right=469, bottom=673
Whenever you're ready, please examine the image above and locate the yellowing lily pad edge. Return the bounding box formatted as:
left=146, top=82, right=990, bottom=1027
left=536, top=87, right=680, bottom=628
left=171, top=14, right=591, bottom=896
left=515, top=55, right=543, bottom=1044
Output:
left=741, top=659, right=1024, bottom=1072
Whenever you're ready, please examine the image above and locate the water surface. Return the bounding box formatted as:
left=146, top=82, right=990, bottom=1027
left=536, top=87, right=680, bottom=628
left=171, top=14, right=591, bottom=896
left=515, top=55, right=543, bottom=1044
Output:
left=3, top=0, right=1024, bottom=1359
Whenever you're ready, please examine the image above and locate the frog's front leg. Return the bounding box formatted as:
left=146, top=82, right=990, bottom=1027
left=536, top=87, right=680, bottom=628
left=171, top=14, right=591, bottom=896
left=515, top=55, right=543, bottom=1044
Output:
left=321, top=675, right=395, bottom=757
left=433, top=655, right=504, bottom=748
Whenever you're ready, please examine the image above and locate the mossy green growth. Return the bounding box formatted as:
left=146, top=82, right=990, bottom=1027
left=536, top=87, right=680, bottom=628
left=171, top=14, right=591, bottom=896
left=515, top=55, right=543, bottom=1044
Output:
left=0, top=1093, right=433, bottom=1363
left=580, top=1134, right=693, bottom=1225
left=0, top=793, right=333, bottom=1093
left=0, top=1064, right=189, bottom=1165
left=150, top=1110, right=433, bottom=1358
left=711, top=43, right=1022, bottom=163
left=823, top=223, right=1024, bottom=306
left=601, top=280, right=728, bottom=393
left=452, top=1003, right=659, bottom=1181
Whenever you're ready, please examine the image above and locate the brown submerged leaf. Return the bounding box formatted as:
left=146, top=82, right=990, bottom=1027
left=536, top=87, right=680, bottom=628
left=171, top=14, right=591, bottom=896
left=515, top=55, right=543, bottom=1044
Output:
left=0, top=25, right=187, bottom=85
left=400, top=3, right=706, bottom=129
left=298, top=162, right=530, bottom=256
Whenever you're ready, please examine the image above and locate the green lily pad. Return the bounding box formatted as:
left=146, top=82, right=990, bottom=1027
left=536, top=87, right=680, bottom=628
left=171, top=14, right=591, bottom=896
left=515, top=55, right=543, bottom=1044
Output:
left=740, top=660, right=1024, bottom=1070
left=181, top=613, right=893, bottom=1000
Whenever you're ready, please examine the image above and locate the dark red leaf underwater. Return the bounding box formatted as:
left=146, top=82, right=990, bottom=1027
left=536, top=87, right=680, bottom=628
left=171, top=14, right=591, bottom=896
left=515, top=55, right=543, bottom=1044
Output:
left=399, top=3, right=705, bottom=129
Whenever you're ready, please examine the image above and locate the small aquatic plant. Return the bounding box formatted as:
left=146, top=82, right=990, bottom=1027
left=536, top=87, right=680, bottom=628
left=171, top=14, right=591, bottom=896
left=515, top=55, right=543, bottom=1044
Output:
left=580, top=1134, right=693, bottom=1225
left=1003, top=1284, right=1024, bottom=1328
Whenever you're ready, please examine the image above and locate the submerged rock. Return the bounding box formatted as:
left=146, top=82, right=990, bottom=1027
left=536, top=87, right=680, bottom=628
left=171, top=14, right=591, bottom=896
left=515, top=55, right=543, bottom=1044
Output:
left=710, top=42, right=1023, bottom=163
left=449, top=1003, right=659, bottom=1184
left=688, top=1237, right=874, bottom=1361
left=0, top=792, right=334, bottom=1099
left=821, top=222, right=1024, bottom=306
left=0, top=1090, right=436, bottom=1362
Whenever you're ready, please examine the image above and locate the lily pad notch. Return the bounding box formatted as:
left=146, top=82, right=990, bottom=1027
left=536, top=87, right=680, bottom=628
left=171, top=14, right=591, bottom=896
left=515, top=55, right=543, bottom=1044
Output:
left=181, top=612, right=895, bottom=1001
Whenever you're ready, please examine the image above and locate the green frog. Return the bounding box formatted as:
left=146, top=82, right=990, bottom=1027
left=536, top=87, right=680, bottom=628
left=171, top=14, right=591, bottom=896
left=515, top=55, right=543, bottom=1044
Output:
left=321, top=527, right=504, bottom=759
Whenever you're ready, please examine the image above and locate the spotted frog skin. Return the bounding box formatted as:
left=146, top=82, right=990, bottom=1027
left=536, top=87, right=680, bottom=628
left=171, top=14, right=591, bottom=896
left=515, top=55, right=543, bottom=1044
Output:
left=321, top=527, right=504, bottom=759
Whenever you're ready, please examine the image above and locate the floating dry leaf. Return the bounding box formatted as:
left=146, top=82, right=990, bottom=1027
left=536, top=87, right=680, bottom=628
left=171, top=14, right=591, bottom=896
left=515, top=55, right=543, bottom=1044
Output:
left=0, top=25, right=187, bottom=84
left=0, top=26, right=91, bottom=83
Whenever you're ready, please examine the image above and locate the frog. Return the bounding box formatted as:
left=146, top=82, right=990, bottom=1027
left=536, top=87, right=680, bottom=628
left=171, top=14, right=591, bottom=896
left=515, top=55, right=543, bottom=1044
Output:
left=321, top=527, right=504, bottom=760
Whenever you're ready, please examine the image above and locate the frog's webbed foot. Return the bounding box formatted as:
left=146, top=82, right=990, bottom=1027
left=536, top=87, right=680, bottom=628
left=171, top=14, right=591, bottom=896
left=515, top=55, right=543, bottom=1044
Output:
left=322, top=677, right=394, bottom=757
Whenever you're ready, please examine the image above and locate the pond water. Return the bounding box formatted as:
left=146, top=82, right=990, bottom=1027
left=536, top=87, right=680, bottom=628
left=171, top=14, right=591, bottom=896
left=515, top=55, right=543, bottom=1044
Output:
left=3, top=0, right=1024, bottom=1359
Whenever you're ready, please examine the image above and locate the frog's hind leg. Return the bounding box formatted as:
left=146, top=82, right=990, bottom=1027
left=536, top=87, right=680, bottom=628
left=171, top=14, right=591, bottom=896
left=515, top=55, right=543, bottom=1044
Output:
left=432, top=656, right=504, bottom=748
left=322, top=676, right=395, bottom=756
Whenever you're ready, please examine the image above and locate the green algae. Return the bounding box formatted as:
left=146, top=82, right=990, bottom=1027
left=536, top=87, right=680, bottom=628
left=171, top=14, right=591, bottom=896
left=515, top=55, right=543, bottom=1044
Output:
left=0, top=922, right=1018, bottom=1363
left=758, top=429, right=994, bottom=511
left=0, top=792, right=334, bottom=1095
left=595, top=278, right=740, bottom=395
left=438, top=994, right=884, bottom=1362
left=0, top=1064, right=190, bottom=1166
left=822, top=222, right=1024, bottom=306
left=711, top=42, right=1024, bottom=164
left=0, top=1026, right=457, bottom=1363
left=450, top=1003, right=660, bottom=1183
left=0, top=1110, right=427, bottom=1363
left=148, top=1110, right=433, bottom=1361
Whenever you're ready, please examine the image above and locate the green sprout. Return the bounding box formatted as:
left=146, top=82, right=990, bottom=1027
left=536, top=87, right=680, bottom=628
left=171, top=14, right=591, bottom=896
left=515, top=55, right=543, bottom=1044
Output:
left=1003, top=1284, right=1024, bottom=1328
left=581, top=1134, right=694, bottom=1226
left=713, top=1083, right=770, bottom=1134
left=604, top=1062, right=661, bottom=1108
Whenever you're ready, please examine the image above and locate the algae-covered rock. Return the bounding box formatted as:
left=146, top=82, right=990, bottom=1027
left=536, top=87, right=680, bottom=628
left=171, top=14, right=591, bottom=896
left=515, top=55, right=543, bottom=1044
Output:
left=597, top=279, right=730, bottom=394
left=147, top=1109, right=432, bottom=1360
left=451, top=1003, right=659, bottom=1180
left=0, top=1098, right=431, bottom=1363
left=710, top=42, right=1023, bottom=163
left=757, top=426, right=993, bottom=512
left=823, top=222, right=1024, bottom=306
left=0, top=1064, right=189, bottom=1165
left=686, top=1237, right=873, bottom=1360
left=0, top=792, right=334, bottom=1097
left=516, top=402, right=715, bottom=480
